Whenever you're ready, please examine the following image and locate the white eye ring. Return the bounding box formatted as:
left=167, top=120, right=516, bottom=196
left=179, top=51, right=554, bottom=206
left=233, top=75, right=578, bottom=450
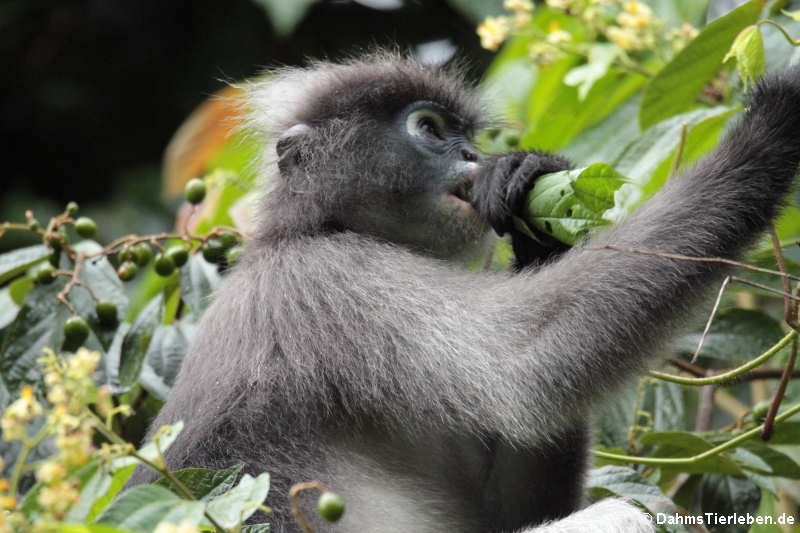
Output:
left=406, top=109, right=446, bottom=139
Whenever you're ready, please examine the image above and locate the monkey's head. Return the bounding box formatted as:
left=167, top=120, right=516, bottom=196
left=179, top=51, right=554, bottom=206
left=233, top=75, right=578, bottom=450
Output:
left=246, top=52, right=495, bottom=259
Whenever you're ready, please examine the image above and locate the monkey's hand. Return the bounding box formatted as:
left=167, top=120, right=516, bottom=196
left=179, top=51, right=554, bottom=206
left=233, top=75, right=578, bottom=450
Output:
left=472, top=151, right=572, bottom=269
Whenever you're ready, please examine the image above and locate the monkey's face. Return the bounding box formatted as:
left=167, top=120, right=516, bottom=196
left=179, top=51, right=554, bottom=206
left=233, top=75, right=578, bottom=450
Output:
left=337, top=101, right=493, bottom=259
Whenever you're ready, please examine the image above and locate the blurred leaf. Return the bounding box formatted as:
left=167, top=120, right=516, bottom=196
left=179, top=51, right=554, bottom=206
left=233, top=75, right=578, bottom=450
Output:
left=587, top=465, right=685, bottom=532
left=87, top=464, right=137, bottom=522
left=699, top=474, right=761, bottom=533
left=180, top=253, right=221, bottom=318
left=117, top=293, right=164, bottom=391
left=564, top=44, right=620, bottom=100
left=671, top=309, right=784, bottom=362
left=155, top=464, right=245, bottom=501
left=204, top=473, right=271, bottom=529
left=639, top=431, right=743, bottom=474
left=595, top=381, right=638, bottom=448
left=649, top=0, right=712, bottom=27
left=139, top=322, right=196, bottom=401
left=0, top=287, right=19, bottom=329
left=94, top=484, right=205, bottom=530
left=252, top=0, right=318, bottom=36
left=639, top=1, right=760, bottom=129
left=8, top=275, right=33, bottom=305
left=113, top=420, right=184, bottom=469
left=0, top=244, right=51, bottom=284
left=653, top=381, right=686, bottom=432
left=749, top=489, right=785, bottom=533
left=615, top=106, right=733, bottom=186
left=51, top=525, right=138, bottom=533
left=761, top=421, right=800, bottom=444
left=561, top=95, right=641, bottom=166
left=444, top=0, right=504, bottom=23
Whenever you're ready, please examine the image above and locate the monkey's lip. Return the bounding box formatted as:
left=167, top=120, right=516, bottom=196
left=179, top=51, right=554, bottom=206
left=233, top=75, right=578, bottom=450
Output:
left=444, top=174, right=479, bottom=217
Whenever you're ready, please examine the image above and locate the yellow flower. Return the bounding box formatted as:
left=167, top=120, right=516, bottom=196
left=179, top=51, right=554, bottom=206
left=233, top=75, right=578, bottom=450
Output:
left=477, top=16, right=511, bottom=51
left=0, top=496, right=16, bottom=511
left=35, top=461, right=66, bottom=484
left=547, top=29, right=572, bottom=45
left=37, top=480, right=79, bottom=518
left=607, top=25, right=644, bottom=51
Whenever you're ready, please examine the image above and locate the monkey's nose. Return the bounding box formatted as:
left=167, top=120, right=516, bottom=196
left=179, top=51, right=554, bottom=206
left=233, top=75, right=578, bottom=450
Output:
left=461, top=147, right=479, bottom=162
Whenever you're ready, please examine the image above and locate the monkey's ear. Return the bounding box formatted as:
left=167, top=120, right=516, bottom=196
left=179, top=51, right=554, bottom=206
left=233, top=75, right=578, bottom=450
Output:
left=276, top=123, right=312, bottom=173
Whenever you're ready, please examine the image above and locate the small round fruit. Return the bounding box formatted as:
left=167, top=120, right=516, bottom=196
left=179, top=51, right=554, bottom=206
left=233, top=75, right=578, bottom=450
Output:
left=95, top=300, right=119, bottom=327
left=28, top=219, right=41, bottom=231
left=46, top=233, right=63, bottom=252
left=165, top=244, right=189, bottom=267
left=66, top=201, right=79, bottom=216
left=154, top=253, right=176, bottom=277
left=74, top=217, right=97, bottom=239
left=63, top=316, right=90, bottom=347
left=35, top=263, right=56, bottom=284
left=117, top=261, right=138, bottom=281
left=135, top=243, right=153, bottom=266
left=202, top=239, right=225, bottom=264
left=317, top=491, right=345, bottom=523
left=219, top=231, right=239, bottom=250
left=184, top=178, right=207, bottom=205
left=226, top=246, right=243, bottom=265
left=751, top=400, right=771, bottom=423
left=117, top=247, right=139, bottom=265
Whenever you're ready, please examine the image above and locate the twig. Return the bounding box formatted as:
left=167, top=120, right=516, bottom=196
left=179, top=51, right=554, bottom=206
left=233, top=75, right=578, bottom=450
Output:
left=668, top=123, right=689, bottom=179
left=761, top=337, right=798, bottom=440
left=289, top=481, right=327, bottom=533
left=769, top=226, right=796, bottom=327
left=668, top=358, right=800, bottom=381
left=592, top=245, right=800, bottom=282
left=692, top=276, right=730, bottom=363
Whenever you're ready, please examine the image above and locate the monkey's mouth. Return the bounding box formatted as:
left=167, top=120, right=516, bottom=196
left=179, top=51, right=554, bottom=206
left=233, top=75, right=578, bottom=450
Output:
left=448, top=174, right=475, bottom=204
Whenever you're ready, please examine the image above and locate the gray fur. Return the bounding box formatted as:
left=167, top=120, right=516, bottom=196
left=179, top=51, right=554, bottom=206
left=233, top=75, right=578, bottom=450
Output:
left=129, top=53, right=800, bottom=533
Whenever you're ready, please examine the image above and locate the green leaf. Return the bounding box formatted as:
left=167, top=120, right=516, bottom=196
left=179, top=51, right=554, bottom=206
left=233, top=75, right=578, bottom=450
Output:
left=8, top=275, right=33, bottom=305
left=51, top=525, right=140, bottom=533
left=653, top=381, right=686, bottom=432
left=615, top=106, right=733, bottom=187
left=205, top=473, right=271, bottom=529
left=749, top=489, right=784, bottom=533
left=87, top=464, right=137, bottom=522
left=782, top=9, right=800, bottom=22
left=699, top=474, right=761, bottom=533
left=155, top=464, right=245, bottom=501
left=0, top=244, right=51, bottom=284
left=587, top=465, right=682, bottom=524
left=116, top=293, right=163, bottom=390
left=638, top=0, right=761, bottom=129
left=113, top=420, right=184, bottom=469
left=561, top=95, right=641, bottom=166
left=638, top=431, right=743, bottom=475
left=251, top=0, right=318, bottom=36
left=724, top=25, right=766, bottom=87
left=564, top=44, right=620, bottom=100
left=761, top=421, right=800, bottom=444
left=138, top=323, right=193, bottom=401
left=179, top=253, right=221, bottom=318
left=94, top=484, right=205, bottom=531
left=0, top=287, right=20, bottom=330
left=521, top=163, right=635, bottom=245
left=671, top=309, right=785, bottom=362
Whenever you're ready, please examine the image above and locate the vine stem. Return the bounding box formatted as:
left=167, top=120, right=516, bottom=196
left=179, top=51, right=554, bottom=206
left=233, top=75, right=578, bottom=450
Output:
left=756, top=19, right=800, bottom=46
left=289, top=481, right=327, bottom=533
left=594, top=401, right=800, bottom=465
left=650, top=329, right=797, bottom=385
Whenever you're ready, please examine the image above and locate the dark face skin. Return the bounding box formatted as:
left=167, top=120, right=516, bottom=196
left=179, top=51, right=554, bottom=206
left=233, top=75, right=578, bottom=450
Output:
left=340, top=100, right=492, bottom=260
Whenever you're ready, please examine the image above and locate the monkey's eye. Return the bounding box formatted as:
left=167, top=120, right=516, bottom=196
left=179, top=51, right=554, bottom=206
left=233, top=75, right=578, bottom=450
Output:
left=407, top=109, right=446, bottom=140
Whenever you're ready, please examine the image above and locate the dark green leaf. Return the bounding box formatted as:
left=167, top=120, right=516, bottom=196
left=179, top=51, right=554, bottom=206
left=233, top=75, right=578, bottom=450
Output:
left=139, top=323, right=194, bottom=400
left=155, top=464, right=245, bottom=501
left=180, top=253, right=221, bottom=318
left=8, top=276, right=33, bottom=305
left=671, top=309, right=784, bottom=362
left=116, top=293, right=163, bottom=390
left=639, top=1, right=761, bottom=129
left=251, top=0, right=317, bottom=36
left=0, top=287, right=20, bottom=330
left=699, top=474, right=761, bottom=533
left=0, top=244, right=51, bottom=284
left=653, top=381, right=686, bottom=432
left=639, top=431, right=743, bottom=475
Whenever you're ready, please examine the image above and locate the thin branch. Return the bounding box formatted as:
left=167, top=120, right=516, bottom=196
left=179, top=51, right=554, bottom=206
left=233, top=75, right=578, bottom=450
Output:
left=651, top=329, right=797, bottom=385
left=668, top=123, right=689, bottom=179
left=668, top=359, right=800, bottom=380
left=289, top=481, right=327, bottom=533
left=591, top=245, right=800, bottom=282
left=769, top=225, right=796, bottom=326
left=692, top=276, right=730, bottom=363
left=762, top=336, right=798, bottom=440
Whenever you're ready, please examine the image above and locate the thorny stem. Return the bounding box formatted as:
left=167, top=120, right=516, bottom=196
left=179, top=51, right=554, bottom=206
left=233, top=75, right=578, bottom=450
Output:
left=594, top=401, right=800, bottom=465
left=289, top=481, right=328, bottom=533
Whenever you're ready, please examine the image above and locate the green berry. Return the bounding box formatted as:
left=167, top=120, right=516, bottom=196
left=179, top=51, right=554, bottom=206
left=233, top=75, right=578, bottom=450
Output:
left=184, top=178, right=207, bottom=205
left=63, top=316, right=90, bottom=348
left=225, top=246, right=243, bottom=265
left=74, top=217, right=97, bottom=239
left=165, top=244, right=189, bottom=267
left=117, top=261, right=138, bottom=281
left=95, top=301, right=118, bottom=327
left=35, top=263, right=56, bottom=284
left=135, top=243, right=153, bottom=266
left=66, top=201, right=79, bottom=216
left=219, top=231, right=239, bottom=250
left=201, top=239, right=225, bottom=264
left=154, top=253, right=176, bottom=277
left=28, top=219, right=41, bottom=231
left=751, top=400, right=771, bottom=423
left=505, top=134, right=519, bottom=147
left=117, top=247, right=139, bottom=265
left=46, top=233, right=63, bottom=252
left=317, top=492, right=345, bottom=523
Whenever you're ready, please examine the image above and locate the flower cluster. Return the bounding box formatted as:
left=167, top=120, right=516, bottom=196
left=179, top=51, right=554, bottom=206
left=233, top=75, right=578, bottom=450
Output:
left=154, top=520, right=202, bottom=533
left=605, top=1, right=658, bottom=51
left=476, top=0, right=534, bottom=51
